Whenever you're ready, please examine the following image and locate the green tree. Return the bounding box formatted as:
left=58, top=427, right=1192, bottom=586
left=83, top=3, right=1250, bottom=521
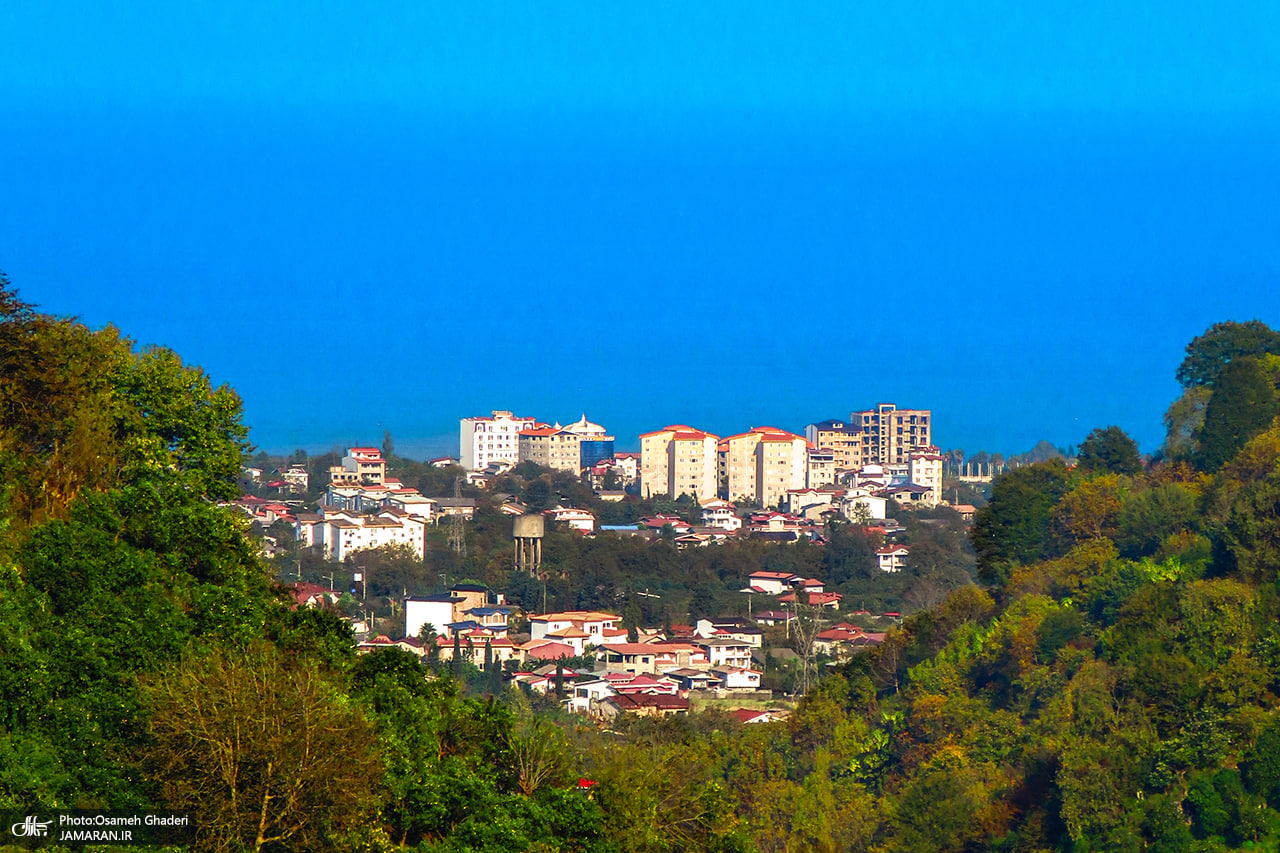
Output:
left=1196, top=356, right=1280, bottom=471
left=1176, top=319, right=1280, bottom=388
left=1076, top=425, right=1142, bottom=475
left=971, top=460, right=1071, bottom=587
left=1163, top=386, right=1212, bottom=459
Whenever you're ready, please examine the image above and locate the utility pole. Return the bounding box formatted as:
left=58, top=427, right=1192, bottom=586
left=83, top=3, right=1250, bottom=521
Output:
left=448, top=476, right=467, bottom=558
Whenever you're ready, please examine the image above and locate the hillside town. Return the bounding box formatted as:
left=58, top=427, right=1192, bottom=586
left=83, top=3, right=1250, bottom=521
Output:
left=229, top=402, right=983, bottom=719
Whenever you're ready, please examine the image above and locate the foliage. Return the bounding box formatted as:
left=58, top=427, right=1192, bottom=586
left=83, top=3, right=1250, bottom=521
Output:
left=1196, top=356, right=1280, bottom=472
left=137, top=645, right=381, bottom=852
left=1176, top=319, right=1280, bottom=388
left=972, top=459, right=1071, bottom=586
left=1076, top=425, right=1143, bottom=476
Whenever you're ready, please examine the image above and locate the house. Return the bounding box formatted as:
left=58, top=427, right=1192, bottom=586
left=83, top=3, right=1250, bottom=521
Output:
left=529, top=611, right=620, bottom=647
left=699, top=499, right=743, bottom=532
left=328, top=447, right=385, bottom=486
left=730, top=708, right=789, bottom=724
left=876, top=545, right=910, bottom=573
left=610, top=673, right=680, bottom=696
left=877, top=483, right=934, bottom=508
left=639, top=515, right=693, bottom=534
left=713, top=668, right=762, bottom=690
left=694, top=638, right=754, bottom=670
left=464, top=606, right=512, bottom=635
left=435, top=497, right=477, bottom=520
left=813, top=624, right=886, bottom=657
left=545, top=505, right=596, bottom=534
left=599, top=643, right=663, bottom=674
left=695, top=619, right=764, bottom=648
left=567, top=676, right=616, bottom=715
left=599, top=693, right=689, bottom=719
left=666, top=668, right=719, bottom=691
left=288, top=581, right=339, bottom=609
left=754, top=610, right=793, bottom=627
left=745, top=571, right=801, bottom=595
left=778, top=590, right=843, bottom=610
left=521, top=640, right=579, bottom=662
left=302, top=508, right=427, bottom=562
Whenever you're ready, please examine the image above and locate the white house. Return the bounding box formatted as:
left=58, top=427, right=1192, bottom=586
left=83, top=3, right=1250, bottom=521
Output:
left=405, top=593, right=464, bottom=639
left=876, top=545, right=910, bottom=573
left=545, top=505, right=597, bottom=534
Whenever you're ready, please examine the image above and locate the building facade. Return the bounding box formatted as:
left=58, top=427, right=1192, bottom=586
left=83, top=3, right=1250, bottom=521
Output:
left=850, top=404, right=932, bottom=465
left=718, top=427, right=808, bottom=507
left=460, top=410, right=537, bottom=470
left=640, top=425, right=719, bottom=500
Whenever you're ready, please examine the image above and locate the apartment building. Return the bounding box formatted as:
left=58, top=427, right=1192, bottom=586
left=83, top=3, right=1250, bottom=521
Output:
left=296, top=508, right=427, bottom=562
left=460, top=410, right=537, bottom=470
left=851, top=404, right=932, bottom=465
left=718, top=426, right=808, bottom=508
left=806, top=446, right=835, bottom=489
left=517, top=415, right=615, bottom=474
left=518, top=427, right=583, bottom=474
left=804, top=419, right=868, bottom=471
left=909, top=447, right=945, bottom=507
left=639, top=425, right=719, bottom=500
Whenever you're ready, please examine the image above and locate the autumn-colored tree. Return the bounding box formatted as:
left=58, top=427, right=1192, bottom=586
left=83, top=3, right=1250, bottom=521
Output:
left=139, top=645, right=380, bottom=852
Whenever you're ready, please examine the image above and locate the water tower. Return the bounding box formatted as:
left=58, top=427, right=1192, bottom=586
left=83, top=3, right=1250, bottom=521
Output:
left=513, top=513, right=544, bottom=572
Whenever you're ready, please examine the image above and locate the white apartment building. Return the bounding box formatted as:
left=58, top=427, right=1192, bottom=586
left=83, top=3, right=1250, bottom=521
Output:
left=296, top=508, right=427, bottom=562
left=909, top=447, right=945, bottom=507
left=460, top=410, right=537, bottom=470
left=718, top=427, right=808, bottom=508
left=640, top=425, right=719, bottom=500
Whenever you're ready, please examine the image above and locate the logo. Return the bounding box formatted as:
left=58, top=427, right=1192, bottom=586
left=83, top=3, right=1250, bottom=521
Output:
left=10, top=815, right=52, bottom=837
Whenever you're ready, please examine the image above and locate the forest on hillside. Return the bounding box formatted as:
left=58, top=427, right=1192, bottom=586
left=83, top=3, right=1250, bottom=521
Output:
left=3, top=275, right=1280, bottom=852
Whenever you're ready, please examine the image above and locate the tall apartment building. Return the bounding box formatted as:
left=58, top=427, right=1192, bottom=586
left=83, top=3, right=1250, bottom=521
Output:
left=460, top=410, right=537, bottom=470
left=850, top=404, right=932, bottom=465
left=909, top=446, right=945, bottom=507
left=807, top=447, right=835, bottom=489
left=718, top=427, right=808, bottom=507
left=639, top=425, right=719, bottom=500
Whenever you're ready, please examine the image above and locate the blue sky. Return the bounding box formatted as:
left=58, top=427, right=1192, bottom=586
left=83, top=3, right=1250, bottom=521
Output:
left=3, top=2, right=1279, bottom=457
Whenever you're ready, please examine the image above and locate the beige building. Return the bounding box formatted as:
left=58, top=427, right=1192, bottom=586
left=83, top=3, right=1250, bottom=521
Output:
left=718, top=427, right=808, bottom=508
left=804, top=419, right=868, bottom=471
left=850, top=404, right=932, bottom=465
left=806, top=446, right=835, bottom=489
left=640, top=425, right=719, bottom=500
left=518, top=426, right=583, bottom=473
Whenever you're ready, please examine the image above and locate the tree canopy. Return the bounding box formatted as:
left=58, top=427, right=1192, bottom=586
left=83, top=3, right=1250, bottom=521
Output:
left=1076, top=425, right=1142, bottom=475
left=1176, top=319, right=1280, bottom=388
